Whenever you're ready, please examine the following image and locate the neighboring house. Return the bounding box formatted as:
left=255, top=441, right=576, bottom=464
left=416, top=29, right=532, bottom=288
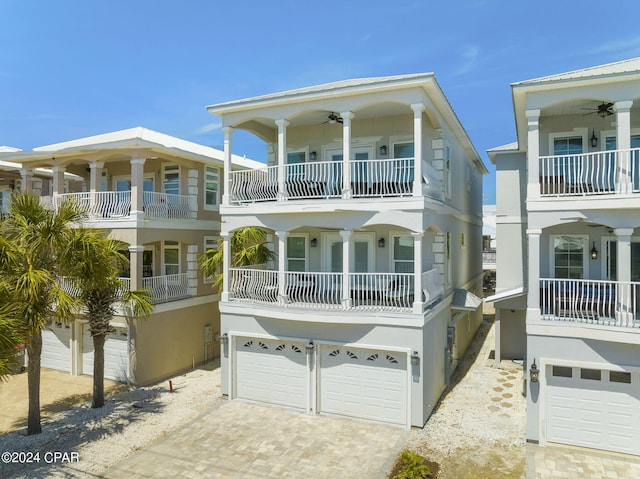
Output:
left=0, top=127, right=262, bottom=386
left=482, top=204, right=496, bottom=291
left=488, top=58, right=640, bottom=455
left=206, top=73, right=488, bottom=428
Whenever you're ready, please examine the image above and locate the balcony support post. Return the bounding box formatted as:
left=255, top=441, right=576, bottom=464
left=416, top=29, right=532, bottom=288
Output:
left=341, top=111, right=355, bottom=199
left=340, top=229, right=352, bottom=308
left=411, top=103, right=425, bottom=197
left=526, top=109, right=541, bottom=200
left=412, top=231, right=424, bottom=313
left=615, top=228, right=634, bottom=324
left=222, top=126, right=233, bottom=206
left=276, top=119, right=289, bottom=201
left=128, top=245, right=145, bottom=291
left=526, top=228, right=541, bottom=322
left=276, top=231, right=289, bottom=303
left=221, top=231, right=231, bottom=302
left=20, top=168, right=33, bottom=193
left=614, top=101, right=634, bottom=194
left=130, top=156, right=146, bottom=221
left=52, top=166, right=66, bottom=196
left=89, top=161, right=104, bottom=212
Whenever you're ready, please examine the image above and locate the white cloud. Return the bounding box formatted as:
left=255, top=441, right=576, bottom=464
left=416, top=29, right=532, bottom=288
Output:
left=456, top=46, right=480, bottom=75
left=594, top=36, right=640, bottom=55
left=196, top=122, right=222, bottom=134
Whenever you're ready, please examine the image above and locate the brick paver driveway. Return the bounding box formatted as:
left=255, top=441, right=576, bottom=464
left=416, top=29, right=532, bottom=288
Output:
left=105, top=400, right=407, bottom=478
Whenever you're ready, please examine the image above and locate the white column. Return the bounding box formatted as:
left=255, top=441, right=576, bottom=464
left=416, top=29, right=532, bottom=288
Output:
left=526, top=228, right=541, bottom=321
left=412, top=231, right=424, bottom=313
left=615, top=228, right=634, bottom=324
left=276, top=231, right=289, bottom=303
left=411, top=103, right=425, bottom=197
left=130, top=156, right=146, bottom=220
left=276, top=119, right=289, bottom=201
left=89, top=161, right=104, bottom=194
left=340, top=229, right=352, bottom=308
left=526, top=109, right=541, bottom=199
left=221, top=231, right=231, bottom=302
left=52, top=166, right=66, bottom=195
left=128, top=245, right=145, bottom=291
left=614, top=101, right=633, bottom=193
left=20, top=168, right=33, bottom=193
left=222, top=126, right=233, bottom=206
left=341, top=111, right=354, bottom=199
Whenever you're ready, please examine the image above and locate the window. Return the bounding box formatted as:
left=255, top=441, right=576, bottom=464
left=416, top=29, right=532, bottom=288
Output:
left=552, top=366, right=572, bottom=378
left=287, top=236, right=306, bottom=272
left=552, top=236, right=587, bottom=279
left=553, top=136, right=583, bottom=156
left=444, top=146, right=451, bottom=198
left=287, top=151, right=306, bottom=181
left=393, top=142, right=414, bottom=184
left=204, top=166, right=219, bottom=209
left=163, top=165, right=180, bottom=196
left=392, top=235, right=414, bottom=273
left=609, top=371, right=632, bottom=384
left=203, top=236, right=219, bottom=283
left=163, top=241, right=180, bottom=275
left=580, top=368, right=601, bottom=381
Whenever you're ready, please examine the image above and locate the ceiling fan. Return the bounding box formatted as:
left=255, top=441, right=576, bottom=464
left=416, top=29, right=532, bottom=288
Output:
left=322, top=112, right=343, bottom=124
left=582, top=102, right=614, bottom=118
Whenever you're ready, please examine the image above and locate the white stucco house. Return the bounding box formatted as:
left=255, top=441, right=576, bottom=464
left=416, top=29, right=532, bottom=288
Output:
left=207, top=73, right=488, bottom=428
left=488, top=58, right=640, bottom=455
left=0, top=128, right=261, bottom=385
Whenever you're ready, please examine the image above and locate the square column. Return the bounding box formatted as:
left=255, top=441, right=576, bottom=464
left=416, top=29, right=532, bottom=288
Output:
left=276, top=120, right=289, bottom=201
left=52, top=166, right=66, bottom=195
left=411, top=103, right=425, bottom=197
left=222, top=126, right=233, bottom=206
left=412, top=232, right=424, bottom=313
left=276, top=231, right=289, bottom=303
left=221, top=231, right=231, bottom=302
left=128, top=245, right=145, bottom=291
left=614, top=101, right=634, bottom=194
left=20, top=168, right=33, bottom=193
left=340, top=229, right=352, bottom=308
left=615, top=228, right=634, bottom=324
left=526, top=228, right=541, bottom=322
left=130, top=156, right=146, bottom=220
left=526, top=109, right=541, bottom=199
left=341, top=111, right=354, bottom=199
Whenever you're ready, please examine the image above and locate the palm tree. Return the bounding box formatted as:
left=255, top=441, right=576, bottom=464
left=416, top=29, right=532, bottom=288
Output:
left=67, top=230, right=154, bottom=408
left=200, top=227, right=275, bottom=288
left=0, top=307, right=22, bottom=379
left=0, top=193, right=86, bottom=435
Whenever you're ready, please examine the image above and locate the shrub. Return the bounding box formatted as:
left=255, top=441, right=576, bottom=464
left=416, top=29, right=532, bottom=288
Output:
left=392, top=450, right=433, bottom=479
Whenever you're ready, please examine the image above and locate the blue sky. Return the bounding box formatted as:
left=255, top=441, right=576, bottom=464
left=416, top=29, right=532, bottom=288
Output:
left=2, top=1, right=640, bottom=204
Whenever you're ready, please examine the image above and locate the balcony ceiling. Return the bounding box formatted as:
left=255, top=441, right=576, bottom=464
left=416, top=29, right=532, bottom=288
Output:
left=543, top=99, right=640, bottom=117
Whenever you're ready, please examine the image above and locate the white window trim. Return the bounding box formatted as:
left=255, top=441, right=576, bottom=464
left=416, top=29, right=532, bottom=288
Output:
left=286, top=233, right=309, bottom=272
left=162, top=240, right=181, bottom=276
left=389, top=231, right=414, bottom=273
left=549, top=235, right=589, bottom=279
left=601, top=129, right=640, bottom=148
left=548, top=129, right=587, bottom=157
left=162, top=164, right=181, bottom=195
left=203, top=236, right=219, bottom=283
left=112, top=173, right=155, bottom=191
left=204, top=166, right=220, bottom=211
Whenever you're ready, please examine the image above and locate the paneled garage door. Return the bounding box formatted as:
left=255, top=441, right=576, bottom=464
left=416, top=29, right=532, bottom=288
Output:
left=235, top=337, right=308, bottom=410
left=41, top=324, right=72, bottom=372
left=546, top=364, right=640, bottom=455
left=319, top=345, right=407, bottom=426
left=82, top=326, right=129, bottom=382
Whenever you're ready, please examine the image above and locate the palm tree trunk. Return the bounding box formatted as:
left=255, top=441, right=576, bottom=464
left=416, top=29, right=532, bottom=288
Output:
left=26, top=332, right=42, bottom=435
left=92, top=333, right=106, bottom=408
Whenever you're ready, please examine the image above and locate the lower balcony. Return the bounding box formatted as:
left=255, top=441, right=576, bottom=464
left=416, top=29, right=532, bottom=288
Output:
left=540, top=278, right=640, bottom=328
left=228, top=267, right=443, bottom=313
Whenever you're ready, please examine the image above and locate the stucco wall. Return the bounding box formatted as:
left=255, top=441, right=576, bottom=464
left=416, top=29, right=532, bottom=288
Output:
left=131, top=299, right=220, bottom=386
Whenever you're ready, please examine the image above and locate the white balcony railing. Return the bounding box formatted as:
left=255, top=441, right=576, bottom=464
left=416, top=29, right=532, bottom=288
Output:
left=229, top=157, right=430, bottom=204
left=52, top=191, right=196, bottom=220
left=228, top=268, right=443, bottom=312
left=540, top=278, right=640, bottom=328
left=539, top=148, right=640, bottom=196
left=143, top=273, right=189, bottom=304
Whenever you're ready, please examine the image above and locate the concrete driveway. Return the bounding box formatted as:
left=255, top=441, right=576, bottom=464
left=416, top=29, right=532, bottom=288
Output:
left=105, top=400, right=407, bottom=479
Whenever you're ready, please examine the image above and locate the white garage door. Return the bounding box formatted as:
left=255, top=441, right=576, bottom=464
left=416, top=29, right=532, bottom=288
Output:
left=82, top=326, right=129, bottom=382
left=235, top=337, right=308, bottom=410
left=319, top=345, right=407, bottom=426
left=41, top=324, right=72, bottom=372
left=546, top=365, right=640, bottom=455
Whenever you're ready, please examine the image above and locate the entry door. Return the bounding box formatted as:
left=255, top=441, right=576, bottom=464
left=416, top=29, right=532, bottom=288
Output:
left=325, top=235, right=373, bottom=273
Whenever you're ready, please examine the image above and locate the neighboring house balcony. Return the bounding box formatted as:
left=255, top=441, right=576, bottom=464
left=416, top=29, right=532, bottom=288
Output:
left=539, top=148, right=640, bottom=197
left=228, top=158, right=443, bottom=204
left=482, top=249, right=496, bottom=270
left=227, top=266, right=443, bottom=314
left=51, top=191, right=196, bottom=221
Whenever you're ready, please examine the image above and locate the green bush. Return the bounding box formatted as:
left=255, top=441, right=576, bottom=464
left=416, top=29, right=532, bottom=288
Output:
left=392, top=450, right=433, bottom=479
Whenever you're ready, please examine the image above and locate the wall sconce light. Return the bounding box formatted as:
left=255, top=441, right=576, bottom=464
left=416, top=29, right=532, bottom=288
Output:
left=310, top=238, right=318, bottom=248
left=590, top=130, right=598, bottom=148
left=529, top=359, right=539, bottom=383
left=378, top=238, right=385, bottom=248
left=591, top=242, right=598, bottom=260
left=220, top=333, right=229, bottom=345
left=305, top=341, right=314, bottom=353
left=379, top=145, right=387, bottom=156
left=310, top=151, right=317, bottom=161
left=410, top=351, right=420, bottom=366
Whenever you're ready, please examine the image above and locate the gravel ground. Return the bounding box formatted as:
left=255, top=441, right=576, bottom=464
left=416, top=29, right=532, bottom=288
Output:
left=404, top=317, right=527, bottom=478
left=0, top=360, right=222, bottom=479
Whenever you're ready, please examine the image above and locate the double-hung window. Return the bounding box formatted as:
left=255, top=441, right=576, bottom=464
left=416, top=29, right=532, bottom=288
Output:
left=163, top=165, right=180, bottom=196
left=392, top=235, right=414, bottom=273
left=551, top=235, right=587, bottom=279
left=163, top=241, right=180, bottom=276
left=287, top=236, right=307, bottom=272
left=204, top=166, right=220, bottom=209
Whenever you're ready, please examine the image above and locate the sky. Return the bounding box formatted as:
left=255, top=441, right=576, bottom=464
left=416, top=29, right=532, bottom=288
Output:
left=2, top=1, right=640, bottom=204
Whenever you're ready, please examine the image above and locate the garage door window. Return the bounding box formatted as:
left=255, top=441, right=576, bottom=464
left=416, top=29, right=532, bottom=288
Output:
left=610, top=371, right=632, bottom=383
left=552, top=365, right=572, bottom=377
left=580, top=368, right=601, bottom=380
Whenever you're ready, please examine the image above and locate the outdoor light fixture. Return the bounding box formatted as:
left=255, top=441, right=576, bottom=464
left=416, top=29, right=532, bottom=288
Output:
left=305, top=341, right=314, bottom=353
left=379, top=145, right=387, bottom=156
left=529, top=359, right=539, bottom=383
left=591, top=242, right=598, bottom=260
left=590, top=130, right=598, bottom=148
left=310, top=238, right=318, bottom=247
left=411, top=351, right=420, bottom=366
left=310, top=151, right=317, bottom=161
left=378, top=238, right=385, bottom=248
left=221, top=333, right=229, bottom=345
